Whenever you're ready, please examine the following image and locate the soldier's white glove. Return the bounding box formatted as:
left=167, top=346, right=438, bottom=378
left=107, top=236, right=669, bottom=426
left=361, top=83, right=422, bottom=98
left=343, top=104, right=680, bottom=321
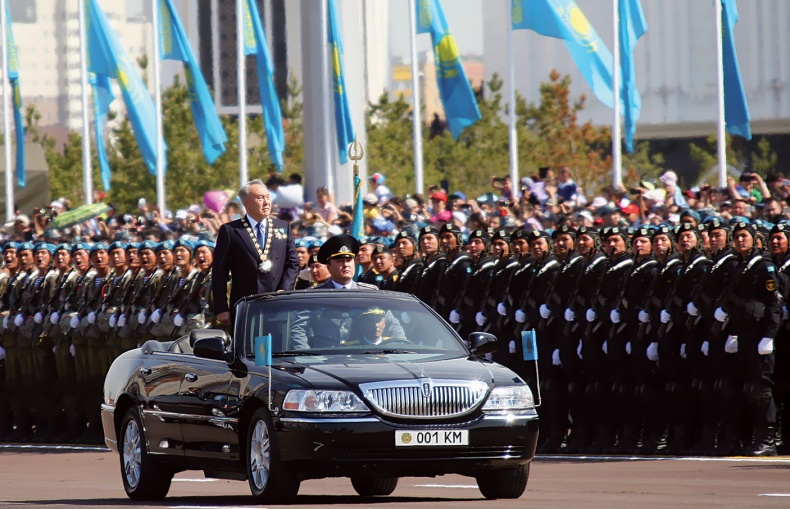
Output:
left=539, top=304, right=552, bottom=320
left=610, top=309, right=621, bottom=323
left=69, top=344, right=76, bottom=357
left=50, top=312, right=60, bottom=324
left=687, top=302, right=699, bottom=317
left=173, top=314, right=184, bottom=327
left=475, top=312, right=487, bottom=327
left=514, top=309, right=527, bottom=323
left=625, top=341, right=632, bottom=355
left=0, top=346, right=5, bottom=360
left=2, top=316, right=9, bottom=329
left=577, top=339, right=583, bottom=359
left=151, top=309, right=162, bottom=324
left=714, top=307, right=728, bottom=323
left=137, top=311, right=148, bottom=324
left=680, top=343, right=687, bottom=359
left=52, top=345, right=57, bottom=354
left=758, top=337, right=774, bottom=355
left=34, top=312, right=43, bottom=324
left=660, top=309, right=672, bottom=323
left=725, top=335, right=738, bottom=354
left=602, top=340, right=608, bottom=354
left=646, top=342, right=659, bottom=362
left=87, top=311, right=96, bottom=324
left=701, top=340, right=710, bottom=356
left=586, top=309, right=597, bottom=322
left=552, top=349, right=561, bottom=366
left=118, top=314, right=127, bottom=327
left=109, top=314, right=117, bottom=328
left=565, top=308, right=576, bottom=322
left=69, top=315, right=80, bottom=329
left=508, top=340, right=516, bottom=354
left=449, top=309, right=461, bottom=324
left=497, top=302, right=507, bottom=316
left=13, top=314, right=24, bottom=327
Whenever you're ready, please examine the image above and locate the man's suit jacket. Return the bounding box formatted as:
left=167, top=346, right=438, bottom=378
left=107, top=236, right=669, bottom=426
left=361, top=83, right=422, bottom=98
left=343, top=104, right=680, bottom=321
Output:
left=313, top=279, right=378, bottom=290
left=212, top=217, right=299, bottom=314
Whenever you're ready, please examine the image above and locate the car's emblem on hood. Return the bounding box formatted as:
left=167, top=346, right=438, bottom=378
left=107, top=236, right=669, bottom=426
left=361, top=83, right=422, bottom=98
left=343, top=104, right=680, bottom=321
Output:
left=420, top=378, right=432, bottom=398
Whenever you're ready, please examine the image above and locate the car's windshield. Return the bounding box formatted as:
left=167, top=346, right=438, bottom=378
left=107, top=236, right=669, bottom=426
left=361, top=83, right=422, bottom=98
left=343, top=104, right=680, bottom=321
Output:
left=244, top=295, right=468, bottom=360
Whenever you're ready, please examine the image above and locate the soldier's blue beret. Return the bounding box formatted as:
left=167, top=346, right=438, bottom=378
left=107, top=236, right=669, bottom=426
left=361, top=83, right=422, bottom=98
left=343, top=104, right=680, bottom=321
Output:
left=55, top=243, right=71, bottom=254
left=174, top=239, right=194, bottom=253
left=34, top=242, right=56, bottom=254
left=126, top=242, right=140, bottom=251
left=139, top=240, right=157, bottom=252
left=71, top=242, right=90, bottom=255
left=108, top=241, right=127, bottom=252
left=90, top=242, right=109, bottom=254
left=17, top=242, right=34, bottom=252
left=194, top=240, right=215, bottom=251
left=2, top=241, right=18, bottom=252
left=155, top=240, right=175, bottom=252
left=295, top=239, right=310, bottom=249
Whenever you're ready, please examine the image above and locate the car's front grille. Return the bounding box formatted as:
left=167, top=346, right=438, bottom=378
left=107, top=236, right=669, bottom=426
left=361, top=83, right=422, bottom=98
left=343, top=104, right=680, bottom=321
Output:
left=359, top=379, right=488, bottom=419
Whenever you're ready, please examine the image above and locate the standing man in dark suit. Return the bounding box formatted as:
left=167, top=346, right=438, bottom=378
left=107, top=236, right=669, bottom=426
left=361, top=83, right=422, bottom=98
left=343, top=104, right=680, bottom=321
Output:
left=213, top=179, right=299, bottom=327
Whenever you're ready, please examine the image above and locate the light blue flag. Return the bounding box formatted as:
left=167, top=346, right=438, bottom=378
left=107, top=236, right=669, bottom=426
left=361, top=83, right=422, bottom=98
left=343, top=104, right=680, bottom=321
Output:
left=254, top=334, right=273, bottom=366
left=243, top=0, right=284, bottom=170
left=5, top=3, right=24, bottom=187
left=415, top=0, right=481, bottom=140
left=619, top=0, right=646, bottom=153
left=512, top=0, right=616, bottom=109
left=159, top=0, right=227, bottom=164
left=721, top=0, right=751, bottom=140
left=90, top=72, right=115, bottom=190
left=327, top=0, right=354, bottom=164
left=86, top=0, right=165, bottom=176
left=350, top=172, right=363, bottom=239
left=521, top=330, right=538, bottom=362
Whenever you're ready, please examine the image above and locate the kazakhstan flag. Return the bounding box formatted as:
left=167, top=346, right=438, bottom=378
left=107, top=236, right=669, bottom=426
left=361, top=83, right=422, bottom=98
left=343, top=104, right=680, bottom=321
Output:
left=327, top=0, right=354, bottom=164
left=243, top=0, right=285, bottom=170
left=86, top=0, right=165, bottom=176
left=619, top=0, right=647, bottom=153
left=415, top=0, right=481, bottom=140
left=721, top=0, right=751, bottom=140
left=512, top=0, right=616, bottom=109
left=5, top=3, right=24, bottom=187
left=90, top=72, right=115, bottom=190
left=159, top=0, right=227, bottom=164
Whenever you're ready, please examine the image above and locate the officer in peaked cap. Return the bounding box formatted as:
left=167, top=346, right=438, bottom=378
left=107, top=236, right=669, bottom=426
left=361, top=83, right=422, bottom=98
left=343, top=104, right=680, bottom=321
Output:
left=313, top=235, right=375, bottom=290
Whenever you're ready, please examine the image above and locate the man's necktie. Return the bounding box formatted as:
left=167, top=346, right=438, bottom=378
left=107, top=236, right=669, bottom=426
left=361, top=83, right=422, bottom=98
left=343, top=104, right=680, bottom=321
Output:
left=256, top=222, right=265, bottom=248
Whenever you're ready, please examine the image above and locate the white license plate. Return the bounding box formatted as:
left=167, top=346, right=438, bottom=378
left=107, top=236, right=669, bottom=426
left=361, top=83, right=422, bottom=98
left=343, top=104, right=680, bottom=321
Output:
left=395, top=430, right=469, bottom=446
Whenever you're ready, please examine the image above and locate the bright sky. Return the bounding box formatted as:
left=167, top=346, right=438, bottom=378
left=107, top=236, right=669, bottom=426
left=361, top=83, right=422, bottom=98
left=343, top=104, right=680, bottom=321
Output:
left=388, top=0, right=484, bottom=60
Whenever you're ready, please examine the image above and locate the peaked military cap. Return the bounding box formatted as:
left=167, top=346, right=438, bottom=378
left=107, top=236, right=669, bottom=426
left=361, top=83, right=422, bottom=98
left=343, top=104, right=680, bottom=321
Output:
left=317, top=234, right=359, bottom=264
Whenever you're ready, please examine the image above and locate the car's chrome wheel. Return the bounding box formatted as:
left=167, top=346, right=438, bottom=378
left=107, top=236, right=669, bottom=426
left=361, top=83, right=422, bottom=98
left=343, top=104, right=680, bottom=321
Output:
left=122, top=418, right=142, bottom=489
left=245, top=407, right=299, bottom=503
left=249, top=419, right=272, bottom=491
left=119, top=406, right=172, bottom=501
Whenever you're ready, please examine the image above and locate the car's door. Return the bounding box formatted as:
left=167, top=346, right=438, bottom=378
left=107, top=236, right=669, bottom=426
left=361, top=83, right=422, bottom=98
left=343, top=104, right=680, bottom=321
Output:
left=177, top=355, right=236, bottom=460
left=137, top=352, right=187, bottom=457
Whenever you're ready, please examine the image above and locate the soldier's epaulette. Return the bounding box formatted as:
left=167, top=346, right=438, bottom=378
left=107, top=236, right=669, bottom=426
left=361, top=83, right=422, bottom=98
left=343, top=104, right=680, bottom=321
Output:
left=357, top=282, right=379, bottom=290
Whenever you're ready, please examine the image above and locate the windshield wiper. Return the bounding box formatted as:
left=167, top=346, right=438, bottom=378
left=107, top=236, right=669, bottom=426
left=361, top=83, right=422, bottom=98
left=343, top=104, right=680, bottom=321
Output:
left=361, top=349, right=417, bottom=355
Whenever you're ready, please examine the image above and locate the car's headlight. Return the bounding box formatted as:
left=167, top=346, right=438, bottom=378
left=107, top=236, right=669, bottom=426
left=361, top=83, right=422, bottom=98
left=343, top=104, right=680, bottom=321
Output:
left=482, top=385, right=535, bottom=412
left=283, top=390, right=370, bottom=413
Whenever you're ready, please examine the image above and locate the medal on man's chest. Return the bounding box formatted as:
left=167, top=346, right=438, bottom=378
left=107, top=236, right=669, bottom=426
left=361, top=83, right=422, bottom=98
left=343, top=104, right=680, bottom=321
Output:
left=242, top=217, right=274, bottom=273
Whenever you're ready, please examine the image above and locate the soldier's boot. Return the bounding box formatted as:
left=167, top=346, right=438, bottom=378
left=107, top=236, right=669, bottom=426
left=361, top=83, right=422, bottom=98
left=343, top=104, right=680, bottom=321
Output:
left=745, top=425, right=778, bottom=457
left=612, top=424, right=640, bottom=455
left=774, top=413, right=783, bottom=452
left=639, top=426, right=668, bottom=455
left=60, top=416, right=85, bottom=443
left=714, top=423, right=741, bottom=456
left=5, top=415, right=31, bottom=443
left=85, top=413, right=104, bottom=445
left=684, top=424, right=717, bottom=456
left=662, top=425, right=689, bottom=456
left=584, top=424, right=615, bottom=455
left=564, top=423, right=590, bottom=454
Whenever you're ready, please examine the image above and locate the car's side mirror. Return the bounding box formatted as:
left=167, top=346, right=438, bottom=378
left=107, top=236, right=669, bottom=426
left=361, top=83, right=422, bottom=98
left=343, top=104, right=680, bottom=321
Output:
left=469, top=332, right=498, bottom=356
left=193, top=336, right=229, bottom=362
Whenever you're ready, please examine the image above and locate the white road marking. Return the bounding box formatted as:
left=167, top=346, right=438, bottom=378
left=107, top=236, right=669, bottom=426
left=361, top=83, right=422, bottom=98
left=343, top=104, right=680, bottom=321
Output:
left=538, top=454, right=790, bottom=463
left=173, top=478, right=219, bottom=483
left=759, top=494, right=790, bottom=497
left=414, top=484, right=479, bottom=489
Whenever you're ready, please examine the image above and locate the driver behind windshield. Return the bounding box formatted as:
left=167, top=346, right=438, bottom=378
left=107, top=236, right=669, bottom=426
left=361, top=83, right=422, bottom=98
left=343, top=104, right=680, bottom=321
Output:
left=343, top=307, right=408, bottom=346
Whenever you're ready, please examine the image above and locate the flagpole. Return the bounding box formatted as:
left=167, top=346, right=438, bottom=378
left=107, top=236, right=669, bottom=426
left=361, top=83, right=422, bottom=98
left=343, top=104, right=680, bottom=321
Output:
left=715, top=0, right=727, bottom=188
left=408, top=0, right=424, bottom=196
left=507, top=0, right=518, bottom=192
left=152, top=0, right=166, bottom=213
left=1, top=0, right=14, bottom=219
left=611, top=0, right=622, bottom=188
left=320, top=0, right=333, bottom=192
left=237, top=0, right=248, bottom=185
left=78, top=0, right=93, bottom=205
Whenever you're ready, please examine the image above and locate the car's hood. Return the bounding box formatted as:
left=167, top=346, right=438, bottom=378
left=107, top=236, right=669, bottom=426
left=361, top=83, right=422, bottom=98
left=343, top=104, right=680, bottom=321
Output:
left=277, top=354, right=521, bottom=389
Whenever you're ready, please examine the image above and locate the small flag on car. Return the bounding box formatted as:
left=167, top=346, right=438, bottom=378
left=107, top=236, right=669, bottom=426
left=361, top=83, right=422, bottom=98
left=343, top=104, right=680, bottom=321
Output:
left=254, top=335, right=272, bottom=366
left=521, top=330, right=538, bottom=362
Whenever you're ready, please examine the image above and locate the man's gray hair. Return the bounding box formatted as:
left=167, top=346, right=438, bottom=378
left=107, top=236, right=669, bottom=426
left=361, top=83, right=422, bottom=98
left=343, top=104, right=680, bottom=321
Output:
left=238, top=179, right=267, bottom=200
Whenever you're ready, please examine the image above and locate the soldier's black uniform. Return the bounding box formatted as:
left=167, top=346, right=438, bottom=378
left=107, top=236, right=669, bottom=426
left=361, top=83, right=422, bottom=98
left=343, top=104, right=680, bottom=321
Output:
left=436, top=224, right=473, bottom=323
left=770, top=224, right=790, bottom=454
left=455, top=230, right=496, bottom=339
left=394, top=255, right=423, bottom=295
left=482, top=238, right=521, bottom=366
left=413, top=227, right=446, bottom=309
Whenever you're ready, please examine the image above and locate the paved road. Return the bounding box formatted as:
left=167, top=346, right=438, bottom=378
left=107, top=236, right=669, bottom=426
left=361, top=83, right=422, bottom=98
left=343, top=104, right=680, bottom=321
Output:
left=1, top=446, right=789, bottom=508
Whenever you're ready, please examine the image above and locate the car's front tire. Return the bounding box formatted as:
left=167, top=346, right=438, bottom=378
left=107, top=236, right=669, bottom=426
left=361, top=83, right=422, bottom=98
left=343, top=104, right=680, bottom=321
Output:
left=476, top=464, right=529, bottom=500
left=246, top=407, right=300, bottom=503
left=119, top=406, right=172, bottom=501
left=350, top=475, right=398, bottom=496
